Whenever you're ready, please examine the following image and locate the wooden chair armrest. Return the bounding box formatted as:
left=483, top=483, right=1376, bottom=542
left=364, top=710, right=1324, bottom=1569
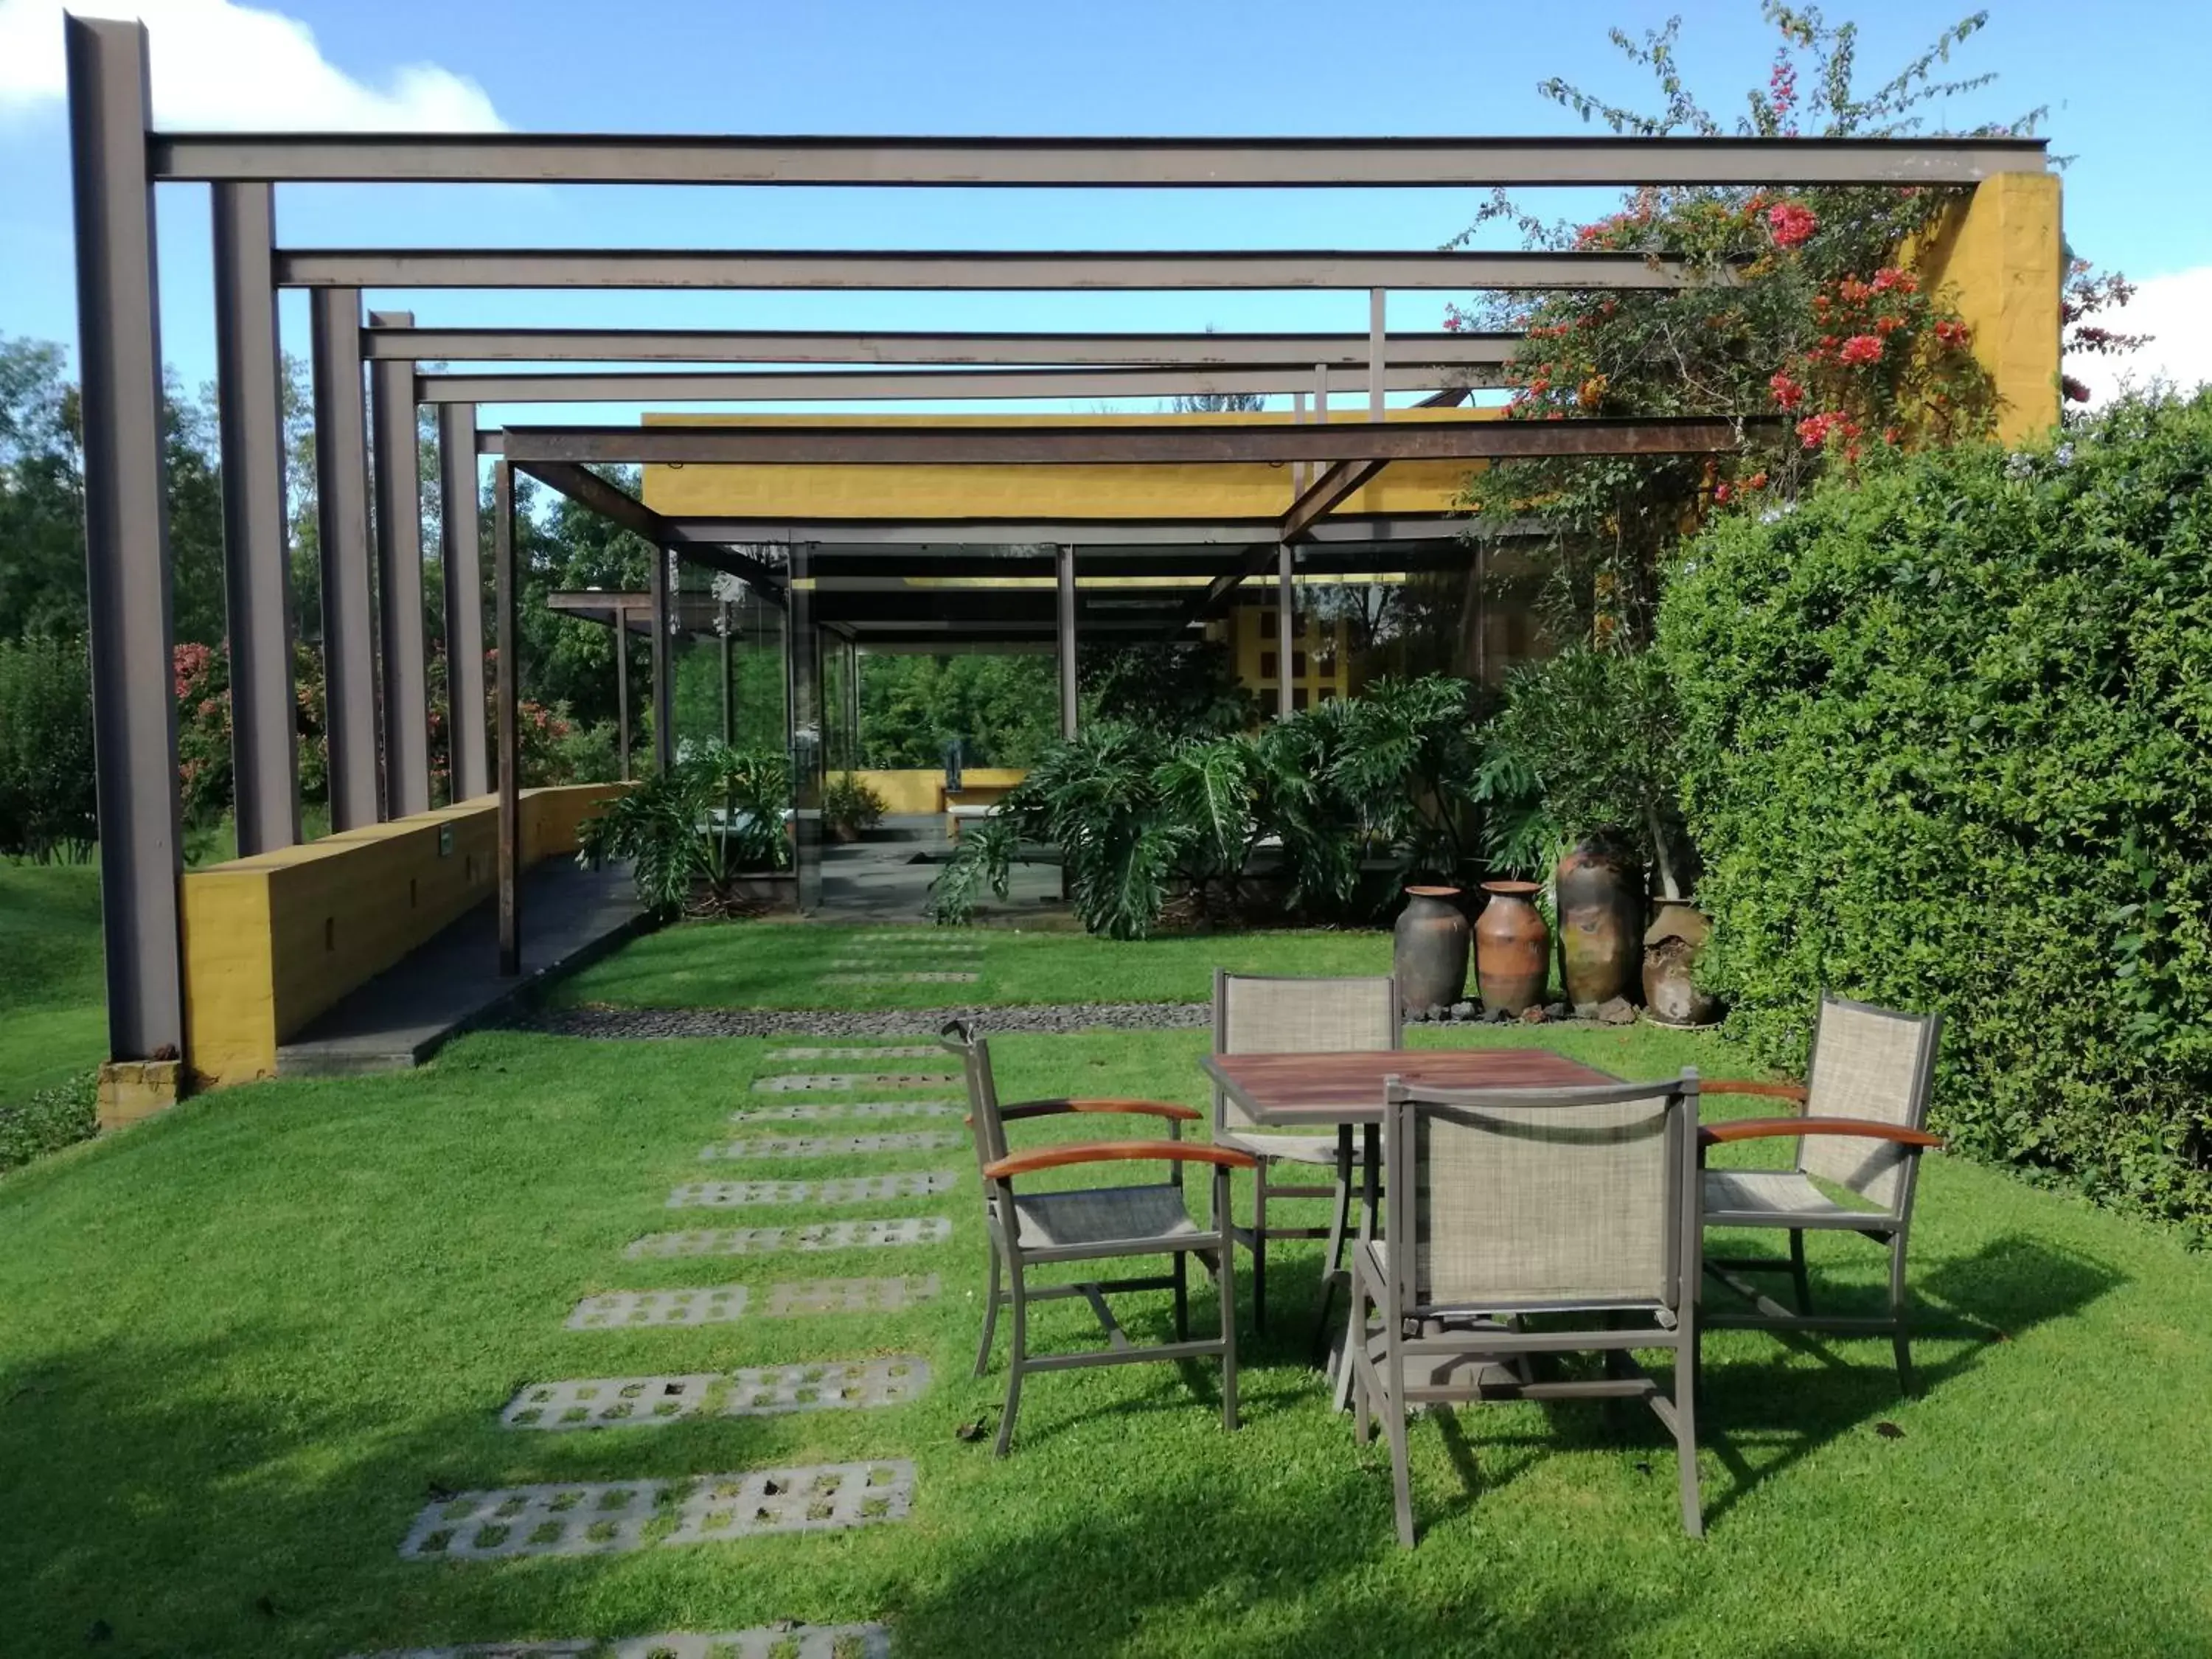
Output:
left=1700, top=1116, right=1944, bottom=1149
left=1699, top=1080, right=1809, bottom=1105
left=984, top=1140, right=1258, bottom=1180
left=996, top=1097, right=1201, bottom=1124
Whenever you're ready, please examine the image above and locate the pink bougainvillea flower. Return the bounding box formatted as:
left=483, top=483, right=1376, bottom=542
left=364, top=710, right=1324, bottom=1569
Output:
left=1767, top=201, right=1818, bottom=248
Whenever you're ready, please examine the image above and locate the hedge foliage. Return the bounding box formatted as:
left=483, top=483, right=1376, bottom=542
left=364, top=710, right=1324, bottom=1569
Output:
left=1658, top=393, right=2212, bottom=1234
left=0, top=1071, right=97, bottom=1175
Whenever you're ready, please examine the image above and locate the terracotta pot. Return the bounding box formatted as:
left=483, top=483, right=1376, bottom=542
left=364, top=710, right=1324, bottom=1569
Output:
left=1394, top=886, right=1470, bottom=1012
left=1555, top=842, right=1642, bottom=1007
left=1643, top=899, right=1722, bottom=1026
left=1474, top=880, right=1549, bottom=1015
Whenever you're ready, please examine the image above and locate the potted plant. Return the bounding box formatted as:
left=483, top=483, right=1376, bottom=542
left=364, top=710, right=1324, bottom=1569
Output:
left=822, top=772, right=888, bottom=843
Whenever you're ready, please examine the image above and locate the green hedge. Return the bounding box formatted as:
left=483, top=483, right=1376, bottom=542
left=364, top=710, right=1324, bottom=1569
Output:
left=1658, top=393, right=2212, bottom=1235
left=0, top=1071, right=97, bottom=1175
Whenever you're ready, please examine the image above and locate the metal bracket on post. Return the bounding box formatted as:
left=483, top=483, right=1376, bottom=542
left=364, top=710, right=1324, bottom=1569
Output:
left=494, top=459, right=521, bottom=976
left=66, top=15, right=185, bottom=1079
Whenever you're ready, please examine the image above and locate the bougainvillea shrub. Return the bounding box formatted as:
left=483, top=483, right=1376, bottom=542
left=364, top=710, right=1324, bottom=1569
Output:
left=1658, top=393, right=2212, bottom=1235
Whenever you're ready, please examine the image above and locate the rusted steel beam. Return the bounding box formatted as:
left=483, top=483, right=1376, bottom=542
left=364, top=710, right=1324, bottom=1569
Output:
left=415, top=364, right=1503, bottom=403
left=511, top=457, right=787, bottom=605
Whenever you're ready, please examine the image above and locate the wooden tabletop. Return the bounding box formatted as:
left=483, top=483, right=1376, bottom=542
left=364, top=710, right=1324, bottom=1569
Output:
left=1200, top=1047, right=1620, bottom=1127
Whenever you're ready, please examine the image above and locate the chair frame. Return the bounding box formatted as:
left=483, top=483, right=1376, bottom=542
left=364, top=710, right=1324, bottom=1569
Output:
left=1210, top=968, right=1400, bottom=1342
left=942, top=1020, right=1256, bottom=1455
left=1698, top=995, right=1946, bottom=1393
left=1348, top=1072, right=1706, bottom=1545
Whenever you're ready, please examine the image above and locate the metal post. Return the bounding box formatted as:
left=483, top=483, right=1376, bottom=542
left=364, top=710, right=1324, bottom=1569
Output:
left=310, top=285, right=380, bottom=830
left=1276, top=543, right=1295, bottom=720
left=614, top=605, right=632, bottom=780
left=1290, top=389, right=1307, bottom=495
left=719, top=599, right=734, bottom=748
left=369, top=309, right=429, bottom=817
left=1368, top=288, right=1388, bottom=420
left=211, top=178, right=299, bottom=856
left=438, top=401, right=487, bottom=799
left=789, top=543, right=823, bottom=912
left=66, top=16, right=182, bottom=1064
left=1057, top=543, right=1079, bottom=740
left=649, top=543, right=673, bottom=773
left=494, top=460, right=521, bottom=975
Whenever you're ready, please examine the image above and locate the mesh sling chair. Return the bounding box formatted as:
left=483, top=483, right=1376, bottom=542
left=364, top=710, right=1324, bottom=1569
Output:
left=1348, top=1071, right=1705, bottom=1545
left=941, top=1020, right=1255, bottom=1455
left=1211, top=970, right=1399, bottom=1339
left=1699, top=995, right=1947, bottom=1392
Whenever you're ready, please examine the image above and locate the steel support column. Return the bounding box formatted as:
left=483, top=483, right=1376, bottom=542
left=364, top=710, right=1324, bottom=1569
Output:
left=310, top=285, right=380, bottom=828
left=369, top=309, right=429, bottom=815
left=1368, top=288, right=1387, bottom=419
left=1057, top=544, right=1079, bottom=740
left=1276, top=544, right=1295, bottom=720
left=614, top=604, right=633, bottom=781
left=438, top=401, right=488, bottom=799
left=494, top=460, right=521, bottom=975
left=789, top=543, right=823, bottom=913
left=649, top=545, right=673, bottom=774
left=719, top=601, right=734, bottom=748
left=212, top=180, right=299, bottom=855
left=66, top=16, right=182, bottom=1063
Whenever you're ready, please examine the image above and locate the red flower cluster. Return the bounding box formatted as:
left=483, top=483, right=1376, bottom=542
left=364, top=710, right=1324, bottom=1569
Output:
left=1870, top=266, right=1919, bottom=296
left=1838, top=334, right=1885, bottom=366
left=1767, top=201, right=1818, bottom=249
left=1796, top=411, right=1864, bottom=451
left=1769, top=371, right=1805, bottom=411
left=1933, top=319, right=1972, bottom=348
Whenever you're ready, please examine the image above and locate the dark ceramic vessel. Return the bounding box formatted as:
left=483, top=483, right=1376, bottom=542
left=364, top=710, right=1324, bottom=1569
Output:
left=1394, top=886, right=1470, bottom=1012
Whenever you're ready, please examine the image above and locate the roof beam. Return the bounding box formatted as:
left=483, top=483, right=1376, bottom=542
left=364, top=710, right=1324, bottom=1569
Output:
left=490, top=414, right=1767, bottom=467
left=512, top=457, right=787, bottom=605
left=366, top=326, right=1520, bottom=366
left=417, top=364, right=1503, bottom=403
left=653, top=513, right=1512, bottom=547
left=276, top=248, right=1710, bottom=291
left=150, top=133, right=2048, bottom=187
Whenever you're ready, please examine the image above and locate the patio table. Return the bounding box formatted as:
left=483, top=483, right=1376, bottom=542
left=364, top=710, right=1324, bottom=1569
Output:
left=1198, top=1046, right=1621, bottom=1404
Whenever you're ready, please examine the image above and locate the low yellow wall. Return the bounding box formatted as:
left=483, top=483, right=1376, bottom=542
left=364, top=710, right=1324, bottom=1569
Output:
left=181, top=784, right=625, bottom=1089
left=847, top=767, right=1025, bottom=815
left=1916, top=171, right=2064, bottom=445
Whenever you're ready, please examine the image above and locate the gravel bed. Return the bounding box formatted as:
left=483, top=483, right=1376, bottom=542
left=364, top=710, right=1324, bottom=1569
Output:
left=509, top=1002, right=1212, bottom=1040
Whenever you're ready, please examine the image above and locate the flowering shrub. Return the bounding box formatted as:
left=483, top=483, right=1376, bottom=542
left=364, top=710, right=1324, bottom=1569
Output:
left=1446, top=5, right=2037, bottom=646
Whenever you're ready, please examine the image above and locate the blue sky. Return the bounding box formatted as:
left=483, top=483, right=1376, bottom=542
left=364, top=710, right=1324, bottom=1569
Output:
left=1, top=0, right=2208, bottom=417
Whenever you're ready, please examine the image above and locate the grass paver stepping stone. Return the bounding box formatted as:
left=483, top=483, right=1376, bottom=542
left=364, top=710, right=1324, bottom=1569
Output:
left=818, top=972, right=978, bottom=984
left=566, top=1285, right=749, bottom=1330
left=766, top=1046, right=943, bottom=1060
left=666, top=1172, right=960, bottom=1208
left=765, top=1274, right=939, bottom=1315
left=626, top=1218, right=954, bottom=1258
left=351, top=1626, right=890, bottom=1658
left=502, top=1357, right=931, bottom=1429
left=700, top=1133, right=964, bottom=1161
left=399, top=1463, right=914, bottom=1560
left=752, top=1072, right=958, bottom=1092
left=732, top=1101, right=961, bottom=1123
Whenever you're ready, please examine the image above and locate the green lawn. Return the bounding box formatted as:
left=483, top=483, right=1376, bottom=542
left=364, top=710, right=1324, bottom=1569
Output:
left=4, top=1010, right=2209, bottom=1655
left=555, top=920, right=1398, bottom=1010
left=0, top=859, right=106, bottom=1107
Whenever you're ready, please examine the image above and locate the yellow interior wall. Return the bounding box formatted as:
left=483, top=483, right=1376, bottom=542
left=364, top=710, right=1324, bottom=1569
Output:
left=1913, top=171, right=2064, bottom=445
left=846, top=766, right=1026, bottom=816
left=1225, top=600, right=1351, bottom=709
left=641, top=407, right=1498, bottom=521
left=181, top=784, right=626, bottom=1088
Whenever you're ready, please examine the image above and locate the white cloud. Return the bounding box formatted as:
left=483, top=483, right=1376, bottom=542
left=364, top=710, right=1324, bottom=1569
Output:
left=0, top=0, right=504, bottom=130
left=2065, top=265, right=2212, bottom=406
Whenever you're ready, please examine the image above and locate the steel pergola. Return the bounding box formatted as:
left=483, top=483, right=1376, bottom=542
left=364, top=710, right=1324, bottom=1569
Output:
left=62, top=13, right=2051, bottom=1064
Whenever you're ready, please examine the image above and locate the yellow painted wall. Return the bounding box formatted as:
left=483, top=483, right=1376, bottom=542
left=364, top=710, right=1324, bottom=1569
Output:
left=181, top=784, right=625, bottom=1088
left=641, top=407, right=1499, bottom=521
left=1222, top=601, right=1351, bottom=710
left=1914, top=172, right=2064, bottom=445
left=846, top=766, right=1026, bottom=816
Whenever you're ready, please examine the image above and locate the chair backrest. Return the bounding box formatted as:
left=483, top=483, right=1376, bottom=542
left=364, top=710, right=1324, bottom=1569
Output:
left=1381, top=1073, right=1700, bottom=1318
left=1213, top=970, right=1399, bottom=1134
left=939, top=1020, right=1009, bottom=1189
left=1801, top=995, right=1942, bottom=1213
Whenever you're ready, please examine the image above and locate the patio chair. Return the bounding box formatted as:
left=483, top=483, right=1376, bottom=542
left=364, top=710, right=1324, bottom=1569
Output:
left=1212, top=970, right=1399, bottom=1339
left=941, top=1019, right=1255, bottom=1455
left=1349, top=1071, right=1705, bottom=1545
left=1699, top=995, right=1947, bottom=1393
